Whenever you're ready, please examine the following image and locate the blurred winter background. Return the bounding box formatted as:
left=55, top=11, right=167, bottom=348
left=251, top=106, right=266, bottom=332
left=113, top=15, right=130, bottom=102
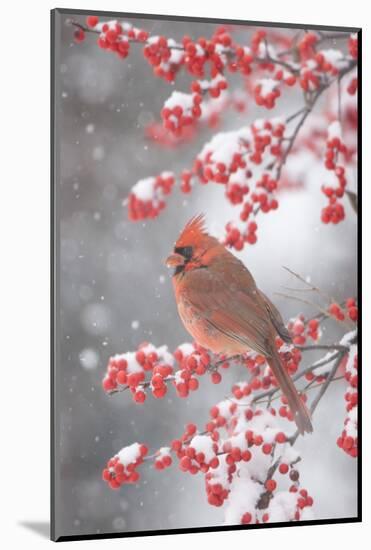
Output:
left=54, top=12, right=357, bottom=539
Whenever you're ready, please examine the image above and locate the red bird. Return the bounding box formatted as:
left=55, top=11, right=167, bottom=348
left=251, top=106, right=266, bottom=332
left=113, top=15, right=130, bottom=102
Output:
left=166, top=214, right=313, bottom=435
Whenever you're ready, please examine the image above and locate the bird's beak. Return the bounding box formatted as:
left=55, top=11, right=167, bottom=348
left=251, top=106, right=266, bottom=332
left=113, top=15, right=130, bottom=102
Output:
left=165, top=253, right=185, bottom=268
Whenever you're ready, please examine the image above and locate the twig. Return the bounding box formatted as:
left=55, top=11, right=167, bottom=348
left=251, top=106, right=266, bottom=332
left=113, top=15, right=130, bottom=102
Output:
left=107, top=354, right=242, bottom=395
left=274, top=291, right=331, bottom=316
left=255, top=375, right=345, bottom=405
left=289, top=350, right=348, bottom=445
left=296, top=343, right=348, bottom=352
left=282, top=266, right=334, bottom=304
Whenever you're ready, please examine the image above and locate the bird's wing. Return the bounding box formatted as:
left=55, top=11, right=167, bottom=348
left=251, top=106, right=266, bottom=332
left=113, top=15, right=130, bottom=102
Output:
left=180, top=258, right=274, bottom=356
left=259, top=290, right=292, bottom=343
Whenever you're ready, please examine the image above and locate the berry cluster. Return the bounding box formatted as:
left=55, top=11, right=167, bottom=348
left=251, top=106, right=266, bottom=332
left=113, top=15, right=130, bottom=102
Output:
left=101, top=398, right=307, bottom=523
left=254, top=79, right=281, bottom=109
left=180, top=170, right=194, bottom=193
left=328, top=299, right=358, bottom=323
left=297, top=33, right=318, bottom=61
left=195, top=118, right=285, bottom=249
left=154, top=447, right=173, bottom=470
left=178, top=433, right=220, bottom=474
left=224, top=220, right=256, bottom=250
left=145, top=89, right=248, bottom=148
left=345, top=298, right=358, bottom=322
left=102, top=343, right=174, bottom=402
left=288, top=315, right=321, bottom=346
left=102, top=341, right=233, bottom=403
left=337, top=346, right=358, bottom=458
left=169, top=401, right=313, bottom=523
left=127, top=116, right=287, bottom=250
left=321, top=121, right=348, bottom=224
left=191, top=74, right=228, bottom=99
left=299, top=48, right=349, bottom=91
left=143, top=36, right=184, bottom=82
left=82, top=17, right=149, bottom=59
left=348, top=34, right=358, bottom=60
left=181, top=33, right=229, bottom=78
left=161, top=91, right=202, bottom=134
left=347, top=77, right=358, bottom=96
left=102, top=442, right=148, bottom=489
left=127, top=172, right=175, bottom=221
left=157, top=75, right=230, bottom=135
left=172, top=344, right=210, bottom=397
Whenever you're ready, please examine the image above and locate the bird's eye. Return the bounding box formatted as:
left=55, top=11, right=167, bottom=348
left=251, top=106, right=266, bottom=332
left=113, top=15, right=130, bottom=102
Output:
left=174, top=246, right=193, bottom=260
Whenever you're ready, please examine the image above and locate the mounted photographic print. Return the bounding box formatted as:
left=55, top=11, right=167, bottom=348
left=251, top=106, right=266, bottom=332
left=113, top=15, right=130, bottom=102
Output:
left=51, top=8, right=361, bottom=542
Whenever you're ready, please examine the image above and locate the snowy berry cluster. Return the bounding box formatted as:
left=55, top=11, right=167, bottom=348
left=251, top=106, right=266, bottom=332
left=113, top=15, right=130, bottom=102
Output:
left=154, top=447, right=173, bottom=470
left=127, top=116, right=287, bottom=249
left=194, top=118, right=285, bottom=250
left=102, top=442, right=148, bottom=489
left=321, top=121, right=348, bottom=224
left=190, top=405, right=313, bottom=523
left=103, top=341, right=238, bottom=403
left=82, top=17, right=149, bottom=59
left=161, top=91, right=203, bottom=134
left=145, top=90, right=248, bottom=148
left=127, top=172, right=175, bottom=221
left=102, top=343, right=174, bottom=402
left=288, top=315, right=322, bottom=346
left=160, top=74, right=230, bottom=135
left=337, top=342, right=358, bottom=458
left=254, top=79, right=281, bottom=109
left=143, top=36, right=183, bottom=82
left=177, top=432, right=220, bottom=474
left=299, top=46, right=351, bottom=91
left=173, top=343, right=225, bottom=395
left=297, top=33, right=318, bottom=61
left=102, top=404, right=314, bottom=524
left=253, top=66, right=297, bottom=110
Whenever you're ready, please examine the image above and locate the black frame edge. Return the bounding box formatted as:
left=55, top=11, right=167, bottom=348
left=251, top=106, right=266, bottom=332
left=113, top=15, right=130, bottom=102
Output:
left=356, top=27, right=362, bottom=523
left=54, top=7, right=361, bottom=33
left=51, top=7, right=57, bottom=543
left=54, top=516, right=361, bottom=542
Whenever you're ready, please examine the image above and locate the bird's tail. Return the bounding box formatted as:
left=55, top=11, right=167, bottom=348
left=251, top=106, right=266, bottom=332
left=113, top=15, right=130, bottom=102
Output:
left=267, top=347, right=313, bottom=435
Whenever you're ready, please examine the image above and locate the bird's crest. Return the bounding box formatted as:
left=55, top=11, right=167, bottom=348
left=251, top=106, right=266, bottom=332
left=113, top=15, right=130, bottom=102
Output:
left=175, top=214, right=207, bottom=247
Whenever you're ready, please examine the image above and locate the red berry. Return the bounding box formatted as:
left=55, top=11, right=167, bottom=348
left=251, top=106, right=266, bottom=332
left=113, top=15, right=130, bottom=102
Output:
left=241, top=512, right=252, bottom=524
left=211, top=372, right=222, bottom=384
left=262, top=443, right=272, bottom=455
left=134, top=390, right=146, bottom=403
left=179, top=456, right=191, bottom=471
left=74, top=29, right=85, bottom=42
left=279, top=463, right=289, bottom=474
left=265, top=479, right=277, bottom=492
left=86, top=15, right=99, bottom=27
left=275, top=432, right=286, bottom=444
left=116, top=371, right=127, bottom=385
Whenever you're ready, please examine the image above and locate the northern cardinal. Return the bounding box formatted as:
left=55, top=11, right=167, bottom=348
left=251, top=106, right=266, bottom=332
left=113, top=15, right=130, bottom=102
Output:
left=166, top=214, right=312, bottom=435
